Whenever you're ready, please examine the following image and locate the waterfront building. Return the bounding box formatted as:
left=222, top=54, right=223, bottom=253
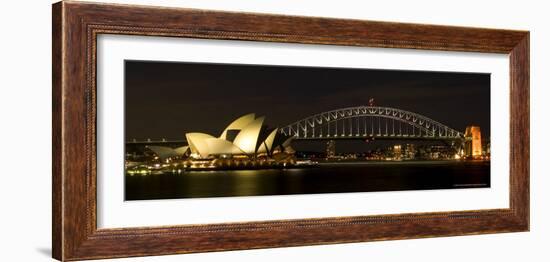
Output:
left=185, top=113, right=292, bottom=159
left=326, top=140, right=336, bottom=159
left=147, top=145, right=189, bottom=160
left=393, top=145, right=402, bottom=160
left=464, top=126, right=482, bottom=158
left=404, top=144, right=416, bottom=160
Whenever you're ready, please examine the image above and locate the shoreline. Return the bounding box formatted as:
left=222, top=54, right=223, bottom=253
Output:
left=126, top=159, right=489, bottom=175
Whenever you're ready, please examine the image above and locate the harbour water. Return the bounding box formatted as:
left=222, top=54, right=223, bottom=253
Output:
left=125, top=160, right=490, bottom=200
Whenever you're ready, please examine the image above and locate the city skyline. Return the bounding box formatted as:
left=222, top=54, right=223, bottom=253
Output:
left=125, top=60, right=491, bottom=151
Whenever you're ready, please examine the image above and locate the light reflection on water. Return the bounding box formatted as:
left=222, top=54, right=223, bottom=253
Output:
left=125, top=161, right=490, bottom=200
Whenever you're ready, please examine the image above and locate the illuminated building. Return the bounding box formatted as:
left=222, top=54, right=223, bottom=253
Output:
left=185, top=113, right=291, bottom=159
left=404, top=144, right=416, bottom=160
left=464, top=126, right=482, bottom=158
left=147, top=145, right=189, bottom=160
left=326, top=140, right=336, bottom=158
left=393, top=145, right=402, bottom=160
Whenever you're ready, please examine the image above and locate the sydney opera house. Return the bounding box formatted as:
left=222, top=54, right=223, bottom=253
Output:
left=185, top=113, right=291, bottom=159
left=128, top=114, right=296, bottom=172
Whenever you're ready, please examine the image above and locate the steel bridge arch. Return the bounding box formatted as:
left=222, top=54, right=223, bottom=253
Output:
left=280, top=106, right=463, bottom=139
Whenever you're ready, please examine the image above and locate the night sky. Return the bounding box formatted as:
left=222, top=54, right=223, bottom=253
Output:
left=125, top=60, right=490, bottom=151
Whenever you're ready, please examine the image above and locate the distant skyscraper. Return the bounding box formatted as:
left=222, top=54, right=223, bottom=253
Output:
left=404, top=144, right=416, bottom=160
left=464, top=126, right=482, bottom=158
left=326, top=140, right=336, bottom=158
left=393, top=145, right=402, bottom=160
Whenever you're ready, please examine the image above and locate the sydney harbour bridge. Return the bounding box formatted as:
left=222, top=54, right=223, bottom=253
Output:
left=127, top=105, right=477, bottom=158
left=129, top=105, right=467, bottom=145
left=279, top=106, right=464, bottom=141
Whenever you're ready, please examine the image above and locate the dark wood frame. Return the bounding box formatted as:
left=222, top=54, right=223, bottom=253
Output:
left=52, top=1, right=529, bottom=261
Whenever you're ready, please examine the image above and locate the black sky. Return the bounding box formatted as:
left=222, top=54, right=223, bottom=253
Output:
left=125, top=60, right=490, bottom=146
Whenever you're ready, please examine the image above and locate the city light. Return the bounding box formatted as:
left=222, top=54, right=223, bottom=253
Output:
left=125, top=112, right=489, bottom=176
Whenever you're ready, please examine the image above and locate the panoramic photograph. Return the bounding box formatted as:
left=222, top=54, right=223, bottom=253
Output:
left=124, top=60, right=490, bottom=201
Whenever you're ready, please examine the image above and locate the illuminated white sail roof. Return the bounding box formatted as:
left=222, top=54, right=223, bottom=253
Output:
left=147, top=146, right=189, bottom=159
left=205, top=138, right=244, bottom=155
left=257, top=128, right=278, bottom=154
left=219, top=113, right=256, bottom=140
left=186, top=133, right=216, bottom=158
left=147, top=146, right=175, bottom=160
left=184, top=114, right=290, bottom=158
left=233, top=116, right=265, bottom=154
left=174, top=146, right=189, bottom=155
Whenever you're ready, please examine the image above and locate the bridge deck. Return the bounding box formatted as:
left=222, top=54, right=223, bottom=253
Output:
left=293, top=135, right=463, bottom=141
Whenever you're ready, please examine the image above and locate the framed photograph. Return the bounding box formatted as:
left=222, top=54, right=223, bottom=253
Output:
left=52, top=1, right=529, bottom=261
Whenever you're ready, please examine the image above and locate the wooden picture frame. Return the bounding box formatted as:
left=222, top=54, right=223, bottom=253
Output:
left=52, top=1, right=529, bottom=261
